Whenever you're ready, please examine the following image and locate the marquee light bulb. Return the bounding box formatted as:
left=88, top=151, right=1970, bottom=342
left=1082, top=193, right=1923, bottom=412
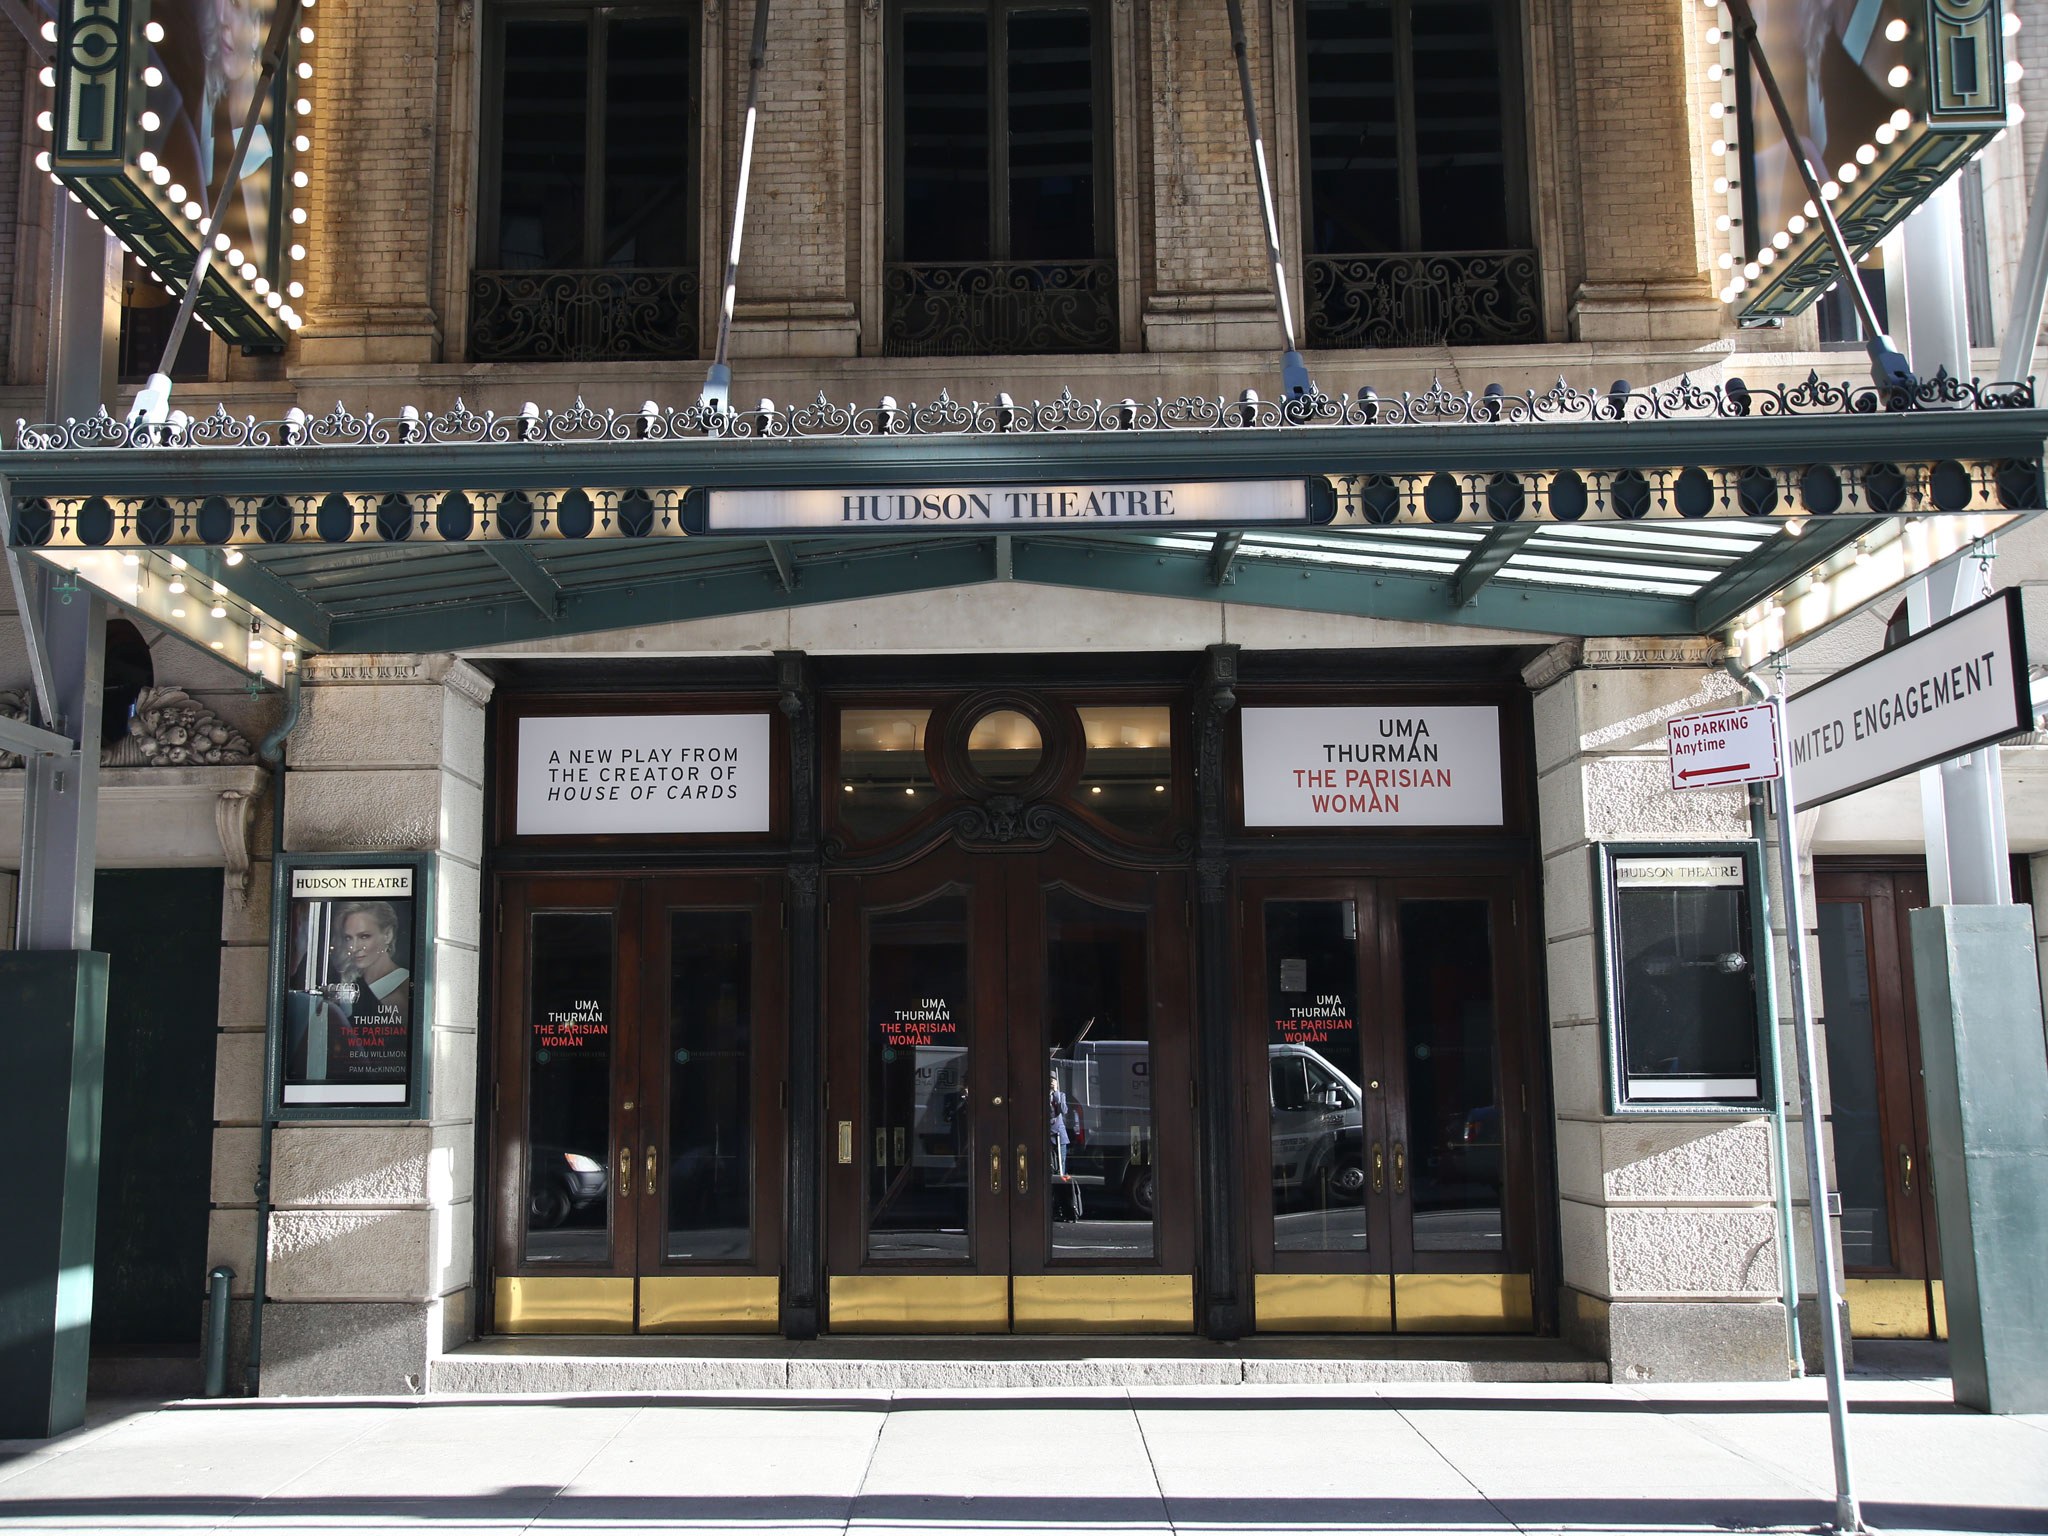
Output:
left=1717, top=251, right=1734, bottom=269
left=210, top=604, right=227, bottom=619
left=168, top=182, right=185, bottom=201
left=143, top=66, right=162, bottom=87
left=1710, top=138, right=1728, bottom=157
left=1855, top=143, right=1877, bottom=165
left=1771, top=230, right=1790, bottom=250
left=297, top=61, right=313, bottom=78
left=1890, top=108, right=1911, bottom=131
left=254, top=275, right=269, bottom=293
left=294, top=134, right=309, bottom=152
left=145, top=20, right=163, bottom=40
left=228, top=246, right=244, bottom=267
left=223, top=550, right=243, bottom=567
left=40, top=19, right=53, bottom=40
left=300, top=25, right=314, bottom=41
left=2007, top=11, right=2022, bottom=36
left=1876, top=123, right=1897, bottom=144
left=2008, top=60, right=2025, bottom=84
left=1822, top=181, right=1840, bottom=200
left=1839, top=162, right=1858, bottom=182
left=151, top=165, right=170, bottom=185
left=36, top=110, right=52, bottom=132
left=1708, top=63, right=1723, bottom=81
left=293, top=170, right=308, bottom=188
left=210, top=640, right=224, bottom=651
left=288, top=281, right=304, bottom=297
left=287, top=314, right=303, bottom=330
left=1713, top=176, right=1728, bottom=194
left=267, top=292, right=282, bottom=308
left=168, top=578, right=185, bottom=594
left=1758, top=246, right=1775, bottom=265
left=290, top=243, right=306, bottom=261
left=1788, top=214, right=1806, bottom=234
left=296, top=98, right=312, bottom=115
left=291, top=207, right=307, bottom=224
left=139, top=110, right=160, bottom=131
left=38, top=65, right=54, bottom=88
left=215, top=233, right=231, bottom=251
left=1887, top=65, right=1910, bottom=88
left=1885, top=18, right=1908, bottom=41
left=184, top=201, right=202, bottom=220
left=171, top=607, right=186, bottom=618
left=34, top=150, right=49, bottom=172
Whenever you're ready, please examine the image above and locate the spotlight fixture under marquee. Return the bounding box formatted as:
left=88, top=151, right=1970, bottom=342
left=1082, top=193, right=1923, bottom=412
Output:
left=1726, top=0, right=2010, bottom=322
left=49, top=0, right=314, bottom=350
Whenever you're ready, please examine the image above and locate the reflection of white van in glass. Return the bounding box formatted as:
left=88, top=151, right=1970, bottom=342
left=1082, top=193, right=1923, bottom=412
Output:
left=1268, top=1043, right=1366, bottom=1206
left=1053, top=1041, right=1156, bottom=1214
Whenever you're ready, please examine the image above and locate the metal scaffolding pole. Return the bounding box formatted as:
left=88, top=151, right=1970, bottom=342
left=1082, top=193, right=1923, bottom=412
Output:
left=1221, top=0, right=1310, bottom=399
left=701, top=0, right=773, bottom=413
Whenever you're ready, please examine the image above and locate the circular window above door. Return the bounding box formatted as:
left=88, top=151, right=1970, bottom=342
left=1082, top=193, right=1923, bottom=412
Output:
left=964, top=708, right=1044, bottom=784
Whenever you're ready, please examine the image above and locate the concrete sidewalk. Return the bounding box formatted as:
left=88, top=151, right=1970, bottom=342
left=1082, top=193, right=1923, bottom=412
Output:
left=0, top=1347, right=2042, bottom=1535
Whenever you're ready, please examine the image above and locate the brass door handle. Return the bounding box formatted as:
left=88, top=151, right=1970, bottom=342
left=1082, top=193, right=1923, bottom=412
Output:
left=1372, top=1142, right=1385, bottom=1194
left=1016, top=1143, right=1030, bottom=1196
left=989, top=1145, right=1003, bottom=1195
left=1900, top=1144, right=1913, bottom=1196
left=646, top=1144, right=658, bottom=1193
left=618, top=1144, right=633, bottom=1198
left=1393, top=1141, right=1407, bottom=1195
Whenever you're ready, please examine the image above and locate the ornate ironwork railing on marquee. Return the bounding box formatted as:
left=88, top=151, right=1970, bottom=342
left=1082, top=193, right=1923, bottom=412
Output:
left=469, top=268, right=700, bottom=363
left=1306, top=250, right=1542, bottom=349
left=883, top=260, right=1117, bottom=356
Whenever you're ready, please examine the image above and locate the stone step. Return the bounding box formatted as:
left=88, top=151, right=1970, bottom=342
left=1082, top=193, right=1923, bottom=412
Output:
left=428, top=1337, right=1606, bottom=1394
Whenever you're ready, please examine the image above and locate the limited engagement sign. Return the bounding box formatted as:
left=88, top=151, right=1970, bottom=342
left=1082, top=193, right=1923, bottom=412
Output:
left=1786, top=588, right=2031, bottom=808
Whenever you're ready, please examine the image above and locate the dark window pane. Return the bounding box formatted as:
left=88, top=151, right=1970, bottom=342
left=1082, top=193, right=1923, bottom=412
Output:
left=1398, top=900, right=1502, bottom=1253
left=1410, top=1, right=1508, bottom=249
left=525, top=912, right=615, bottom=1263
left=1303, top=0, right=1400, bottom=254
left=1817, top=902, right=1893, bottom=1270
left=1265, top=900, right=1369, bottom=1254
left=1614, top=882, right=1762, bottom=1097
left=866, top=890, right=973, bottom=1260
left=1045, top=888, right=1154, bottom=1260
left=1007, top=8, right=1095, bottom=259
left=1076, top=706, right=1175, bottom=838
left=667, top=910, right=752, bottom=1262
left=838, top=708, right=937, bottom=843
left=901, top=10, right=991, bottom=260
left=604, top=17, right=694, bottom=267
left=497, top=20, right=590, bottom=267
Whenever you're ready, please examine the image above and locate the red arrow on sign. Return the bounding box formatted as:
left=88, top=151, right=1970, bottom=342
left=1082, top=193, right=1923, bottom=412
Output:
left=1678, top=764, right=1757, bottom=780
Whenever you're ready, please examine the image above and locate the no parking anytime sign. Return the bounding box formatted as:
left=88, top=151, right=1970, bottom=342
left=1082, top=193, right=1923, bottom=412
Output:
left=1665, top=702, right=1780, bottom=790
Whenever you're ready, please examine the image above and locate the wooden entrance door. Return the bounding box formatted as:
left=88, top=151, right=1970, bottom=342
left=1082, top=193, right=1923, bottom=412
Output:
left=1240, top=873, right=1537, bottom=1332
left=491, top=873, right=785, bottom=1333
left=1815, top=865, right=1944, bottom=1339
left=824, top=845, right=1195, bottom=1331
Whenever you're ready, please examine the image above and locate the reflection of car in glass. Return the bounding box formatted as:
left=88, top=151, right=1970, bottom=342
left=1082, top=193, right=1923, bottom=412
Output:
left=1423, top=1103, right=1500, bottom=1209
left=529, top=1144, right=607, bottom=1229
left=1269, top=1044, right=1364, bottom=1209
left=1054, top=1041, right=1156, bottom=1216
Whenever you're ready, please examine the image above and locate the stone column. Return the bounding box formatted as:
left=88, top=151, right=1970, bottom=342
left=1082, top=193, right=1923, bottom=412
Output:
left=296, top=0, right=446, bottom=366
left=256, top=654, right=491, bottom=1395
left=1561, top=2, right=1719, bottom=343
left=1529, top=639, right=1797, bottom=1381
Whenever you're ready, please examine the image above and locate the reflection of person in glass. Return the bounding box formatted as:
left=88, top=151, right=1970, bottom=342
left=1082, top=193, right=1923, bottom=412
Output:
left=334, top=900, right=410, bottom=1027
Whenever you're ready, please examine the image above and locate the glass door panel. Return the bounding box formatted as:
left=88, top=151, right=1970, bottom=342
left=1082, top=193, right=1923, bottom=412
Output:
left=1043, top=886, right=1155, bottom=1262
left=664, top=909, right=754, bottom=1263
left=865, top=887, right=978, bottom=1262
left=1264, top=898, right=1372, bottom=1256
left=524, top=910, right=620, bottom=1264
left=1393, top=898, right=1504, bottom=1257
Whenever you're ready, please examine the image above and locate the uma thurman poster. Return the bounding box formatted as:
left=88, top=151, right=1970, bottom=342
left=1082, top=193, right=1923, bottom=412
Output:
left=283, top=867, right=417, bottom=1106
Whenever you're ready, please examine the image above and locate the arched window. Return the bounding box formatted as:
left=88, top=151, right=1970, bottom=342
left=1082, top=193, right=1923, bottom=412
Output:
left=101, top=619, right=155, bottom=749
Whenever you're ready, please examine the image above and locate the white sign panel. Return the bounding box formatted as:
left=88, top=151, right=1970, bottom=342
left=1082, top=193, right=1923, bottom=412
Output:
left=1241, top=706, right=1503, bottom=827
left=1665, top=703, right=1781, bottom=790
left=707, top=480, right=1306, bottom=532
left=290, top=867, right=414, bottom=899
left=1786, top=589, right=2030, bottom=809
left=517, top=714, right=773, bottom=835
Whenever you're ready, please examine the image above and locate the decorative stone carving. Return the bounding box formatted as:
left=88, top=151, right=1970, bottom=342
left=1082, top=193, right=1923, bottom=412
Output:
left=216, top=787, right=258, bottom=906
left=108, top=687, right=256, bottom=767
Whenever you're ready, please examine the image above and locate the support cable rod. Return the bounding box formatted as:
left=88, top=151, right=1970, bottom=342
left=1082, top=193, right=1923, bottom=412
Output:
left=1995, top=127, right=2048, bottom=390
left=128, top=0, right=305, bottom=427
left=1221, top=0, right=1310, bottom=399
left=0, top=0, right=54, bottom=63
left=701, top=0, right=774, bottom=413
left=1724, top=0, right=1911, bottom=392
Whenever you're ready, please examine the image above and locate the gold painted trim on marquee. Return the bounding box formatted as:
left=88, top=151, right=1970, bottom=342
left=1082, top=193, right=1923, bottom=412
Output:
left=1393, top=1273, right=1534, bottom=1333
left=639, top=1275, right=781, bottom=1333
left=1011, top=1274, right=1194, bottom=1332
left=495, top=1276, right=635, bottom=1334
left=1254, top=1273, right=1394, bottom=1332
left=829, top=1275, right=1010, bottom=1332
left=1845, top=1277, right=1939, bottom=1339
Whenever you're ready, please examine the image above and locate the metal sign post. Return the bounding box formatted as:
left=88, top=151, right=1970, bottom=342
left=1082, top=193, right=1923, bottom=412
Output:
left=1767, top=684, right=1863, bottom=1535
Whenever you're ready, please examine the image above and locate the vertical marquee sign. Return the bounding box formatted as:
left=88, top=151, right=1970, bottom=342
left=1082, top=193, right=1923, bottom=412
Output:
left=1732, top=0, right=2009, bottom=321
left=51, top=0, right=314, bottom=348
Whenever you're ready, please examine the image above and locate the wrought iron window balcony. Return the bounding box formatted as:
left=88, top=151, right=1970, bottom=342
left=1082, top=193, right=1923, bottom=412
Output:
left=469, top=267, right=700, bottom=363
left=1306, top=250, right=1540, bottom=350
left=884, top=260, right=1117, bottom=357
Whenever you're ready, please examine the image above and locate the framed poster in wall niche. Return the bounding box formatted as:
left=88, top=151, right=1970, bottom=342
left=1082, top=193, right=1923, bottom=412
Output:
left=1594, top=842, right=1774, bottom=1116
left=271, top=852, right=436, bottom=1120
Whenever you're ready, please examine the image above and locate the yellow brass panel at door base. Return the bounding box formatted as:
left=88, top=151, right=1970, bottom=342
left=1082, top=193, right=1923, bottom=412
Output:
left=1394, top=1273, right=1534, bottom=1333
left=1012, top=1274, right=1194, bottom=1332
left=830, top=1275, right=1010, bottom=1332
left=1846, top=1277, right=1936, bottom=1339
left=1255, top=1273, right=1394, bottom=1332
left=1933, top=1281, right=1948, bottom=1341
left=640, top=1276, right=781, bottom=1333
left=495, top=1276, right=635, bottom=1334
